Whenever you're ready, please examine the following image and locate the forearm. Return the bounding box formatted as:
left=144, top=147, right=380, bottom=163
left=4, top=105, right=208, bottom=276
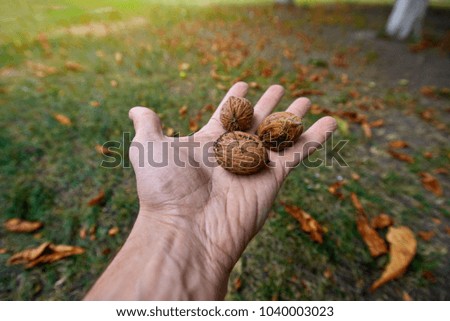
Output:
left=84, top=211, right=228, bottom=300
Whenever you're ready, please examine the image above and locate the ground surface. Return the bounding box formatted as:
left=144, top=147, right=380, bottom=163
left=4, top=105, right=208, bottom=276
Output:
left=0, top=1, right=449, bottom=300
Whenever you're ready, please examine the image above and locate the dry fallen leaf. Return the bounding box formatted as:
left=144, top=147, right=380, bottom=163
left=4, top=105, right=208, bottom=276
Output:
left=95, top=144, right=111, bottom=155
left=65, top=61, right=84, bottom=72
left=420, top=86, right=436, bottom=98
left=361, top=122, right=372, bottom=138
left=371, top=213, right=394, bottom=229
left=402, top=291, right=413, bottom=301
left=284, top=204, right=324, bottom=243
left=291, top=89, right=324, bottom=97
left=89, top=100, right=100, bottom=107
left=189, top=118, right=199, bottom=132
left=423, top=151, right=433, bottom=159
left=165, top=127, right=175, bottom=136
left=27, top=61, right=58, bottom=77
left=179, top=105, right=188, bottom=118
left=108, top=227, right=119, bottom=237
left=369, top=119, right=384, bottom=128
left=419, top=172, right=443, bottom=197
left=110, top=79, right=118, bottom=88
left=422, top=271, right=436, bottom=283
left=54, top=113, right=72, bottom=126
left=37, top=33, right=51, bottom=56
left=178, top=62, right=190, bottom=71
left=114, top=52, right=123, bottom=64
left=87, top=190, right=105, bottom=206
left=370, top=226, right=417, bottom=291
left=25, top=243, right=84, bottom=268
left=0, top=248, right=7, bottom=254
left=351, top=193, right=388, bottom=257
left=328, top=181, right=345, bottom=199
left=233, top=277, right=242, bottom=291
left=79, top=226, right=87, bottom=239
left=7, top=242, right=51, bottom=265
left=445, top=226, right=450, bottom=235
left=388, top=149, right=414, bottom=164
left=4, top=218, right=43, bottom=233
left=351, top=172, right=361, bottom=181
left=431, top=218, right=441, bottom=225
left=389, top=140, right=409, bottom=149
left=418, top=230, right=435, bottom=241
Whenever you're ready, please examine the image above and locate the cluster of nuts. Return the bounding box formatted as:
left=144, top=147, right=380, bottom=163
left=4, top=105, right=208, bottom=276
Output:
left=214, top=96, right=304, bottom=175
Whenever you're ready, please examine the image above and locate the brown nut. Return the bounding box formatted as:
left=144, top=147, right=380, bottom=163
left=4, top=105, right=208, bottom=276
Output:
left=220, top=96, right=253, bottom=131
left=214, top=131, right=269, bottom=175
left=257, top=112, right=303, bottom=151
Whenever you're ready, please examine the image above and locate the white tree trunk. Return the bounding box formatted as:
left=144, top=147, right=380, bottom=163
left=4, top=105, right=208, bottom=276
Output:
left=275, top=0, right=294, bottom=5
left=386, top=0, right=428, bottom=40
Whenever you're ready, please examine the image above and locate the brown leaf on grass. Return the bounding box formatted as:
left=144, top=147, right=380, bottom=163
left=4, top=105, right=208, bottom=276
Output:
left=371, top=213, right=394, bottom=229
left=422, top=271, right=436, bottom=283
left=389, top=140, right=409, bottom=149
left=370, top=226, right=417, bottom=291
left=89, top=100, right=100, bottom=107
left=423, top=151, right=433, bottom=159
left=54, top=113, right=72, bottom=126
left=25, top=243, right=84, bottom=268
left=323, top=267, right=335, bottom=282
left=351, top=172, right=361, bottom=181
left=332, top=52, right=348, bottom=68
left=108, top=227, right=119, bottom=237
left=361, top=122, right=372, bottom=138
left=0, top=248, right=8, bottom=254
left=87, top=190, right=105, bottom=206
left=419, top=172, right=443, bottom=197
left=388, top=149, right=414, bottom=164
left=351, top=193, right=388, bottom=257
left=165, top=127, right=175, bottom=137
left=189, top=118, right=199, bottom=132
left=178, top=105, right=188, bottom=118
left=432, top=218, right=441, bottom=225
left=110, top=79, right=118, bottom=88
left=4, top=218, right=43, bottom=233
left=65, top=61, right=84, bottom=72
left=420, top=86, right=436, bottom=98
left=445, top=226, right=450, bottom=235
left=328, top=181, right=345, bottom=200
left=402, top=291, right=413, bottom=301
left=95, top=144, right=111, bottom=155
left=248, top=81, right=260, bottom=89
left=114, top=52, right=123, bottom=65
left=27, top=61, right=58, bottom=77
left=369, top=119, right=384, bottom=128
left=291, top=89, right=324, bottom=97
left=284, top=205, right=324, bottom=244
left=418, top=230, right=435, bottom=241
left=7, top=242, right=51, bottom=265
left=434, top=167, right=448, bottom=175
left=37, top=33, right=51, bottom=56
left=233, top=277, right=242, bottom=291
left=79, top=227, right=87, bottom=239
left=420, top=109, right=434, bottom=121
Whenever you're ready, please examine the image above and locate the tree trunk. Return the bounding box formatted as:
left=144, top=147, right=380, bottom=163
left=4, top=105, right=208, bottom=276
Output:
left=386, top=0, right=428, bottom=40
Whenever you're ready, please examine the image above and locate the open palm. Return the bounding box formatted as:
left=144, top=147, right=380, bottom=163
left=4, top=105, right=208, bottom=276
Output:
left=126, top=82, right=336, bottom=298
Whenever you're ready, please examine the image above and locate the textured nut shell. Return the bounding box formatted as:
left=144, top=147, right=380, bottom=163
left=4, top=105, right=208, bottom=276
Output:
left=214, top=131, right=269, bottom=175
left=257, top=112, right=303, bottom=151
left=220, top=96, right=253, bottom=131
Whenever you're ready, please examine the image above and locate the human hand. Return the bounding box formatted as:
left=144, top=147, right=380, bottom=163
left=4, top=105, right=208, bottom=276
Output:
left=85, top=82, right=336, bottom=300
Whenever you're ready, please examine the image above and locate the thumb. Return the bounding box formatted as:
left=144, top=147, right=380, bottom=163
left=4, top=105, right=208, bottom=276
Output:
left=129, top=106, right=163, bottom=141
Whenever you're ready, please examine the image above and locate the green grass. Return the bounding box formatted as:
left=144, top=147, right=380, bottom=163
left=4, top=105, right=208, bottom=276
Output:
left=1, top=0, right=449, bottom=300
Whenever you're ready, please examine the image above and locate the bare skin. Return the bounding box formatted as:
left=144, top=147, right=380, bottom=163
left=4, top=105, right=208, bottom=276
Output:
left=84, top=82, right=336, bottom=300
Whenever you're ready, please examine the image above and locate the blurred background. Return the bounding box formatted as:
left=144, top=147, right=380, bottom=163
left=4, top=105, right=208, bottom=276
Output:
left=0, top=0, right=448, bottom=300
